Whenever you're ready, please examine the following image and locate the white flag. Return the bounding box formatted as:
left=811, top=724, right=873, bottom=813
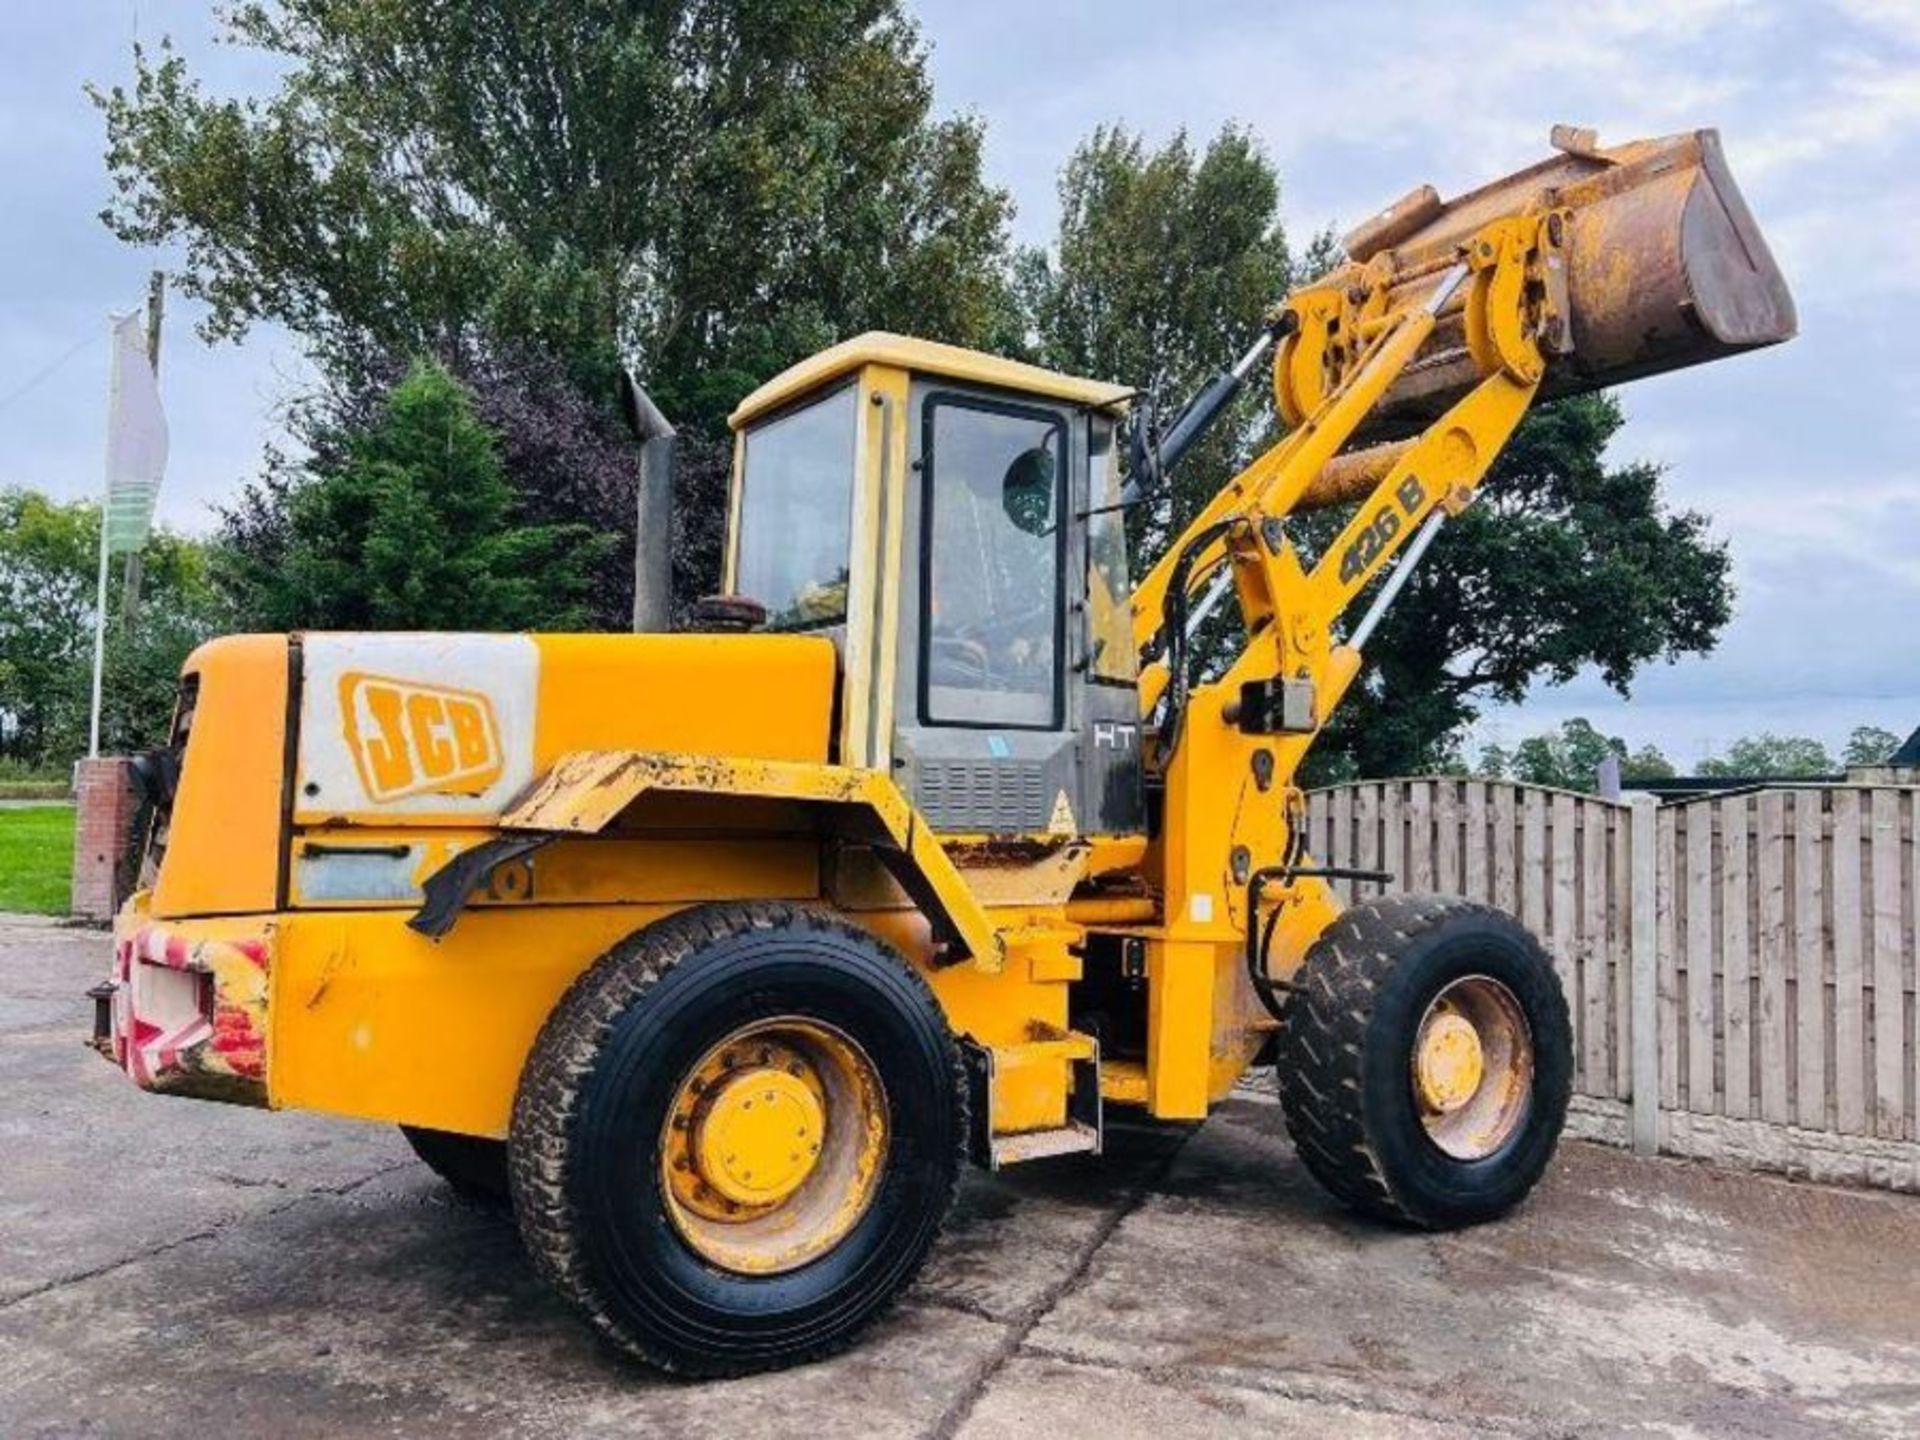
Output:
left=102, top=311, right=168, bottom=555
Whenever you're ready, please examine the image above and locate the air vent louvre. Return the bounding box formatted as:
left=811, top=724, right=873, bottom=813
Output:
left=917, top=759, right=1048, bottom=833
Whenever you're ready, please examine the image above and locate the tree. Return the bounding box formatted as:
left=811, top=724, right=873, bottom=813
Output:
left=0, top=488, right=227, bottom=767
left=91, top=1, right=1014, bottom=430
left=1015, top=125, right=1324, bottom=553
left=1316, top=395, right=1732, bottom=777
left=1843, top=725, right=1902, bottom=767
left=224, top=344, right=669, bottom=629
left=1497, top=718, right=1674, bottom=793
left=1473, top=743, right=1513, bottom=781
left=222, top=360, right=610, bottom=631
left=1698, top=733, right=1836, bottom=779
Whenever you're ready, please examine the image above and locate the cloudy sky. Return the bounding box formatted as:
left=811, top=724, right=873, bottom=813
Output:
left=5, top=1, right=1918, bottom=766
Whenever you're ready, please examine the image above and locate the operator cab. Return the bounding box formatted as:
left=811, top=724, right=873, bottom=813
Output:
left=726, top=333, right=1141, bottom=837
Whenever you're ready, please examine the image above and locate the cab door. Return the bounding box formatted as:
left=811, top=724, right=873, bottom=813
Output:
left=892, top=382, right=1082, bottom=836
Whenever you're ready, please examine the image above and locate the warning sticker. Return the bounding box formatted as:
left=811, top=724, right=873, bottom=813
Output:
left=1047, top=789, right=1077, bottom=836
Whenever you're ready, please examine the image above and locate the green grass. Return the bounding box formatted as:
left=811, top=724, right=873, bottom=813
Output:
left=0, top=806, right=75, bottom=914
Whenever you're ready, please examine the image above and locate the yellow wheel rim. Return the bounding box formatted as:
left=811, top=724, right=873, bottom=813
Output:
left=1412, top=976, right=1533, bottom=1161
left=661, top=1017, right=888, bottom=1275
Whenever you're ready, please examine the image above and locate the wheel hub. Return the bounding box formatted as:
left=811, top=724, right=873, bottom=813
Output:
left=659, top=1018, right=888, bottom=1275
left=1411, top=975, right=1534, bottom=1161
left=694, top=1067, right=824, bottom=1206
left=1414, top=1012, right=1485, bottom=1113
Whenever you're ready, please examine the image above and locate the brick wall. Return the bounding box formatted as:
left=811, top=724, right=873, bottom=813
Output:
left=71, top=757, right=140, bottom=923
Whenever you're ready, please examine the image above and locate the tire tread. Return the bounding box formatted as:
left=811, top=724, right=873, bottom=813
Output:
left=508, top=902, right=966, bottom=1376
left=1275, top=894, right=1567, bottom=1228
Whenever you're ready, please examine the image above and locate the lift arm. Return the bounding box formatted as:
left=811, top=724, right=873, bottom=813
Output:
left=1133, top=229, right=1549, bottom=739
left=1124, top=126, right=1794, bottom=983
left=1131, top=126, right=1795, bottom=777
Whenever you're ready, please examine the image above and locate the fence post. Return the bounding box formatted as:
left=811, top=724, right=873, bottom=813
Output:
left=1628, top=792, right=1660, bottom=1156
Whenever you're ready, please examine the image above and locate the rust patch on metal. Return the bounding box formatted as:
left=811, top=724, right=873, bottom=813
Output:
left=947, top=836, right=1076, bottom=868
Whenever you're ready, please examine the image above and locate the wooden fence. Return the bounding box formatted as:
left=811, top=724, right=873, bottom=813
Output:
left=1305, top=779, right=1920, bottom=1190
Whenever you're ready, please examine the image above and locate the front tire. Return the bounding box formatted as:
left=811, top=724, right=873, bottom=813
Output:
left=509, top=903, right=966, bottom=1376
left=1275, top=894, right=1571, bottom=1229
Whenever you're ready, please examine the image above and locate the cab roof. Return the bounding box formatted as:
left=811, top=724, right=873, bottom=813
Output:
left=728, top=331, right=1132, bottom=430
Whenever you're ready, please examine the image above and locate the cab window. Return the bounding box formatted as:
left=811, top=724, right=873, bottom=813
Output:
left=734, top=384, right=858, bottom=630
left=1086, top=419, right=1136, bottom=683
left=921, top=395, right=1065, bottom=728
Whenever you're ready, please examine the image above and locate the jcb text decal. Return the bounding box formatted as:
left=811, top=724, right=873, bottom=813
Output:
left=339, top=673, right=504, bottom=802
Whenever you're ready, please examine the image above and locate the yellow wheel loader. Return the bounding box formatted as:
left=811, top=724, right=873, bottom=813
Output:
left=93, top=127, right=1793, bottom=1374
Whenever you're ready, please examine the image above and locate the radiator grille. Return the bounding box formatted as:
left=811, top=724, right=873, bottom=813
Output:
left=917, top=759, right=1048, bottom=833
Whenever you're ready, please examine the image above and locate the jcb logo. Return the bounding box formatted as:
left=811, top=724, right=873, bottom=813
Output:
left=340, top=673, right=504, bottom=803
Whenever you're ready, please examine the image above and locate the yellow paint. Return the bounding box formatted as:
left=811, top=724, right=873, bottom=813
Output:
left=287, top=832, right=818, bottom=911
left=1099, top=1059, right=1148, bottom=1106
left=152, top=635, right=287, bottom=920
left=339, top=673, right=503, bottom=802
left=501, top=749, right=1008, bottom=972
left=124, top=164, right=1763, bottom=1163
left=1145, top=939, right=1217, bottom=1118
left=843, top=367, right=907, bottom=769
left=660, top=1017, right=888, bottom=1275
left=529, top=633, right=836, bottom=769
left=268, top=906, right=659, bottom=1135
left=291, top=633, right=841, bottom=831
left=1415, top=1012, right=1485, bottom=1113
left=694, top=1069, right=823, bottom=1205
left=730, top=331, right=1129, bottom=429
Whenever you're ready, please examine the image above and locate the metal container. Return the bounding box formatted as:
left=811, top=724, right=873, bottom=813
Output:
left=1330, top=128, right=1796, bottom=437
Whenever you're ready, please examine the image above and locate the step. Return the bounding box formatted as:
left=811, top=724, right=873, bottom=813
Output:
left=990, top=1120, right=1101, bottom=1167
left=962, top=1029, right=1104, bottom=1169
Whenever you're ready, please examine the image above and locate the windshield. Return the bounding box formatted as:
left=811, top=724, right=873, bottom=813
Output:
left=734, top=384, right=858, bottom=630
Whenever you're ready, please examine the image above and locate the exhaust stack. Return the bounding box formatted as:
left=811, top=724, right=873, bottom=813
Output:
left=622, top=372, right=677, bottom=634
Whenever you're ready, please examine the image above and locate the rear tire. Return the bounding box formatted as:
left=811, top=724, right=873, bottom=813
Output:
left=1275, top=894, right=1571, bottom=1229
left=401, top=1125, right=510, bottom=1204
left=509, top=903, right=966, bottom=1376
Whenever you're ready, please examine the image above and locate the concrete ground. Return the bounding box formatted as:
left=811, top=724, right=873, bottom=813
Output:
left=4, top=913, right=1919, bottom=1439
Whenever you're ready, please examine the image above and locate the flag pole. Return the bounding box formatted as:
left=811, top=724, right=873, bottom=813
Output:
left=87, top=460, right=111, bottom=757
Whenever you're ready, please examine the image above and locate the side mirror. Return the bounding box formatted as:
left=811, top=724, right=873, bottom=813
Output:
left=1001, top=446, right=1056, bottom=536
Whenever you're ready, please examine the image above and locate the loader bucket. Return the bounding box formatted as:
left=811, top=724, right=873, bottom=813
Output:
left=1342, top=128, right=1796, bottom=435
